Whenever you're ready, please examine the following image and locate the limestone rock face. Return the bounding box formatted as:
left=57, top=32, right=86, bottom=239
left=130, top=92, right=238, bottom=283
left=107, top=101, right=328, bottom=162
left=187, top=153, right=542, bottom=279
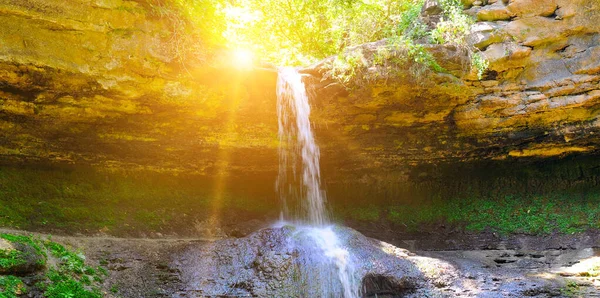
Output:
left=0, top=0, right=278, bottom=175
left=300, top=0, right=600, bottom=179
left=0, top=0, right=598, bottom=187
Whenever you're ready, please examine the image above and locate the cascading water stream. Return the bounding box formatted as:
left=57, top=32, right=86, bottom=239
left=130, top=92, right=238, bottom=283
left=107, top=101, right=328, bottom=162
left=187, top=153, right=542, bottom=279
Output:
left=276, top=67, right=360, bottom=297
left=276, top=67, right=328, bottom=226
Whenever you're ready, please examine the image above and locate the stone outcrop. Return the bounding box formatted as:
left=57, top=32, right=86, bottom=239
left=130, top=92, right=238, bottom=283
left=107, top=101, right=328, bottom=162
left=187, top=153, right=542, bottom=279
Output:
left=0, top=237, right=45, bottom=275
left=0, top=0, right=278, bottom=175
left=174, top=225, right=453, bottom=297
left=301, top=0, right=600, bottom=176
left=0, top=0, right=598, bottom=205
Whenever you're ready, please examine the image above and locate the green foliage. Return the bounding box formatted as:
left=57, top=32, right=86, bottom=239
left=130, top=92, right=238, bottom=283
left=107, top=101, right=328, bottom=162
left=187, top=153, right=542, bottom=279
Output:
left=41, top=239, right=105, bottom=298
left=336, top=190, right=600, bottom=235
left=42, top=240, right=106, bottom=296
left=471, top=51, right=489, bottom=79
left=160, top=0, right=488, bottom=79
left=326, top=49, right=369, bottom=84
left=0, top=234, right=105, bottom=298
left=145, top=0, right=227, bottom=64
left=0, top=275, right=26, bottom=298
left=397, top=0, right=428, bottom=39
left=44, top=270, right=101, bottom=298
left=322, top=0, right=487, bottom=83
left=0, top=234, right=47, bottom=277
left=223, top=0, right=419, bottom=66
left=0, top=234, right=46, bottom=263
left=0, top=166, right=274, bottom=235
left=385, top=193, right=600, bottom=234
left=110, top=284, right=119, bottom=294
left=45, top=242, right=86, bottom=274
left=0, top=249, right=26, bottom=270
left=560, top=281, right=581, bottom=297
left=430, top=0, right=473, bottom=45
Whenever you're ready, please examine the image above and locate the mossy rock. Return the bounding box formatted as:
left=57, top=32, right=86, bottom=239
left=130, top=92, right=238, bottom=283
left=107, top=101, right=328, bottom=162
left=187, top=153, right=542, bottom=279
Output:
left=0, top=237, right=46, bottom=275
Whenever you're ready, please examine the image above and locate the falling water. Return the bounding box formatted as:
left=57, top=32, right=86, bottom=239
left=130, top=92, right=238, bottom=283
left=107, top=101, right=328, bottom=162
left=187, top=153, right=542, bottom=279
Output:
left=276, top=67, right=328, bottom=225
left=276, top=67, right=359, bottom=297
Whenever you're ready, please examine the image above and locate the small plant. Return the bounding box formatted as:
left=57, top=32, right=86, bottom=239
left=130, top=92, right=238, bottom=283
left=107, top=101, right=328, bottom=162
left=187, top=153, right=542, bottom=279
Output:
left=397, top=0, right=428, bottom=39
left=326, top=49, right=368, bottom=84
left=0, top=234, right=106, bottom=298
left=560, top=281, right=580, bottom=297
left=0, top=249, right=27, bottom=270
left=41, top=240, right=104, bottom=297
left=0, top=275, right=26, bottom=298
left=324, top=0, right=487, bottom=84
left=44, top=270, right=101, bottom=298
left=471, top=51, right=489, bottom=79
left=110, top=284, right=119, bottom=294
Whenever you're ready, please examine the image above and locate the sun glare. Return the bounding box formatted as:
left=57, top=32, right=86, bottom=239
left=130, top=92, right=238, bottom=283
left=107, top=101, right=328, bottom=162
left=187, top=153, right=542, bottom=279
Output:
left=232, top=48, right=254, bottom=69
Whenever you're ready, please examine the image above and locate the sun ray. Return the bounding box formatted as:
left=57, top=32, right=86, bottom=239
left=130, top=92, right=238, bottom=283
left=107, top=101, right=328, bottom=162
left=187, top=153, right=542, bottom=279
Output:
left=205, top=72, right=244, bottom=238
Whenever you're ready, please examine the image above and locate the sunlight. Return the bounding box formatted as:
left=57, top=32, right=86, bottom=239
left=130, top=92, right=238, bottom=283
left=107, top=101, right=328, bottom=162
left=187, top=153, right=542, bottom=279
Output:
left=558, top=255, right=600, bottom=277
left=232, top=48, right=254, bottom=69
left=207, top=76, right=243, bottom=238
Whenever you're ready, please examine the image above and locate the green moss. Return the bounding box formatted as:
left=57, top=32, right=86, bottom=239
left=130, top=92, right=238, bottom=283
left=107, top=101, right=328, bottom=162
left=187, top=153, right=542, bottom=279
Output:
left=560, top=281, right=581, bottom=297
left=0, top=234, right=47, bottom=270
left=0, top=165, right=275, bottom=235
left=333, top=190, right=600, bottom=235
left=0, top=249, right=27, bottom=271
left=1, top=234, right=46, bottom=257
left=336, top=205, right=380, bottom=222
left=381, top=193, right=600, bottom=235
left=0, top=234, right=105, bottom=298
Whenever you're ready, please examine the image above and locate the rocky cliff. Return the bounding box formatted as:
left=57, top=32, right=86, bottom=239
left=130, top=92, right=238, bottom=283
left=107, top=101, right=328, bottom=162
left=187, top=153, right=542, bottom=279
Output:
left=0, top=0, right=599, bottom=204
left=0, top=0, right=278, bottom=175
left=304, top=0, right=600, bottom=173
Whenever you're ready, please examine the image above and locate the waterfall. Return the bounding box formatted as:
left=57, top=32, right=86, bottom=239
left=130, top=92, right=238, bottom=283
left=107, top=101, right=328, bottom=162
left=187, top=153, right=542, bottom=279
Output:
left=276, top=67, right=359, bottom=297
left=276, top=67, right=329, bottom=225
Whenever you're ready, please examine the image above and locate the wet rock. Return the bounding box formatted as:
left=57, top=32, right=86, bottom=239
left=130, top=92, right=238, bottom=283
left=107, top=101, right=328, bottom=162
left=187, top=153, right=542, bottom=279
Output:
left=173, top=226, right=433, bottom=297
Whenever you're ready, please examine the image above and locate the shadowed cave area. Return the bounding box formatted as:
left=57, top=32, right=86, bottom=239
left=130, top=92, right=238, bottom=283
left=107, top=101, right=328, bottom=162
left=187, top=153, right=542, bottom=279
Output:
left=361, top=274, right=414, bottom=298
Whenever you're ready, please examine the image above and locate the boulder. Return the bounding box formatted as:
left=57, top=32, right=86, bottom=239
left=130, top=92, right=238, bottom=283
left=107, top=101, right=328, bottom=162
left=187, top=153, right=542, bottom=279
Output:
left=0, top=238, right=46, bottom=275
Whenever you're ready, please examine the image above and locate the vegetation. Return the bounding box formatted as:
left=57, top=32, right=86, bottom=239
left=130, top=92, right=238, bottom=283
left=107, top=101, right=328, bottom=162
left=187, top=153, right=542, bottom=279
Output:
left=0, top=166, right=274, bottom=235
left=0, top=249, right=27, bottom=271
left=1, top=161, right=600, bottom=236
left=0, top=234, right=105, bottom=297
left=164, top=0, right=486, bottom=78
left=324, top=0, right=487, bottom=84
left=335, top=191, right=600, bottom=235
left=560, top=281, right=581, bottom=297
left=145, top=0, right=227, bottom=65
left=0, top=275, right=26, bottom=298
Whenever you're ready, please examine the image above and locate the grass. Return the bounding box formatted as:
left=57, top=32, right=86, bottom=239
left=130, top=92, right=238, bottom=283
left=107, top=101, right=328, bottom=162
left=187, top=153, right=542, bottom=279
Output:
left=0, top=165, right=275, bottom=236
left=0, top=275, right=26, bottom=298
left=0, top=234, right=105, bottom=298
left=0, top=233, right=46, bottom=274
left=0, top=249, right=27, bottom=271
left=560, top=281, right=581, bottom=297
left=336, top=191, right=600, bottom=235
